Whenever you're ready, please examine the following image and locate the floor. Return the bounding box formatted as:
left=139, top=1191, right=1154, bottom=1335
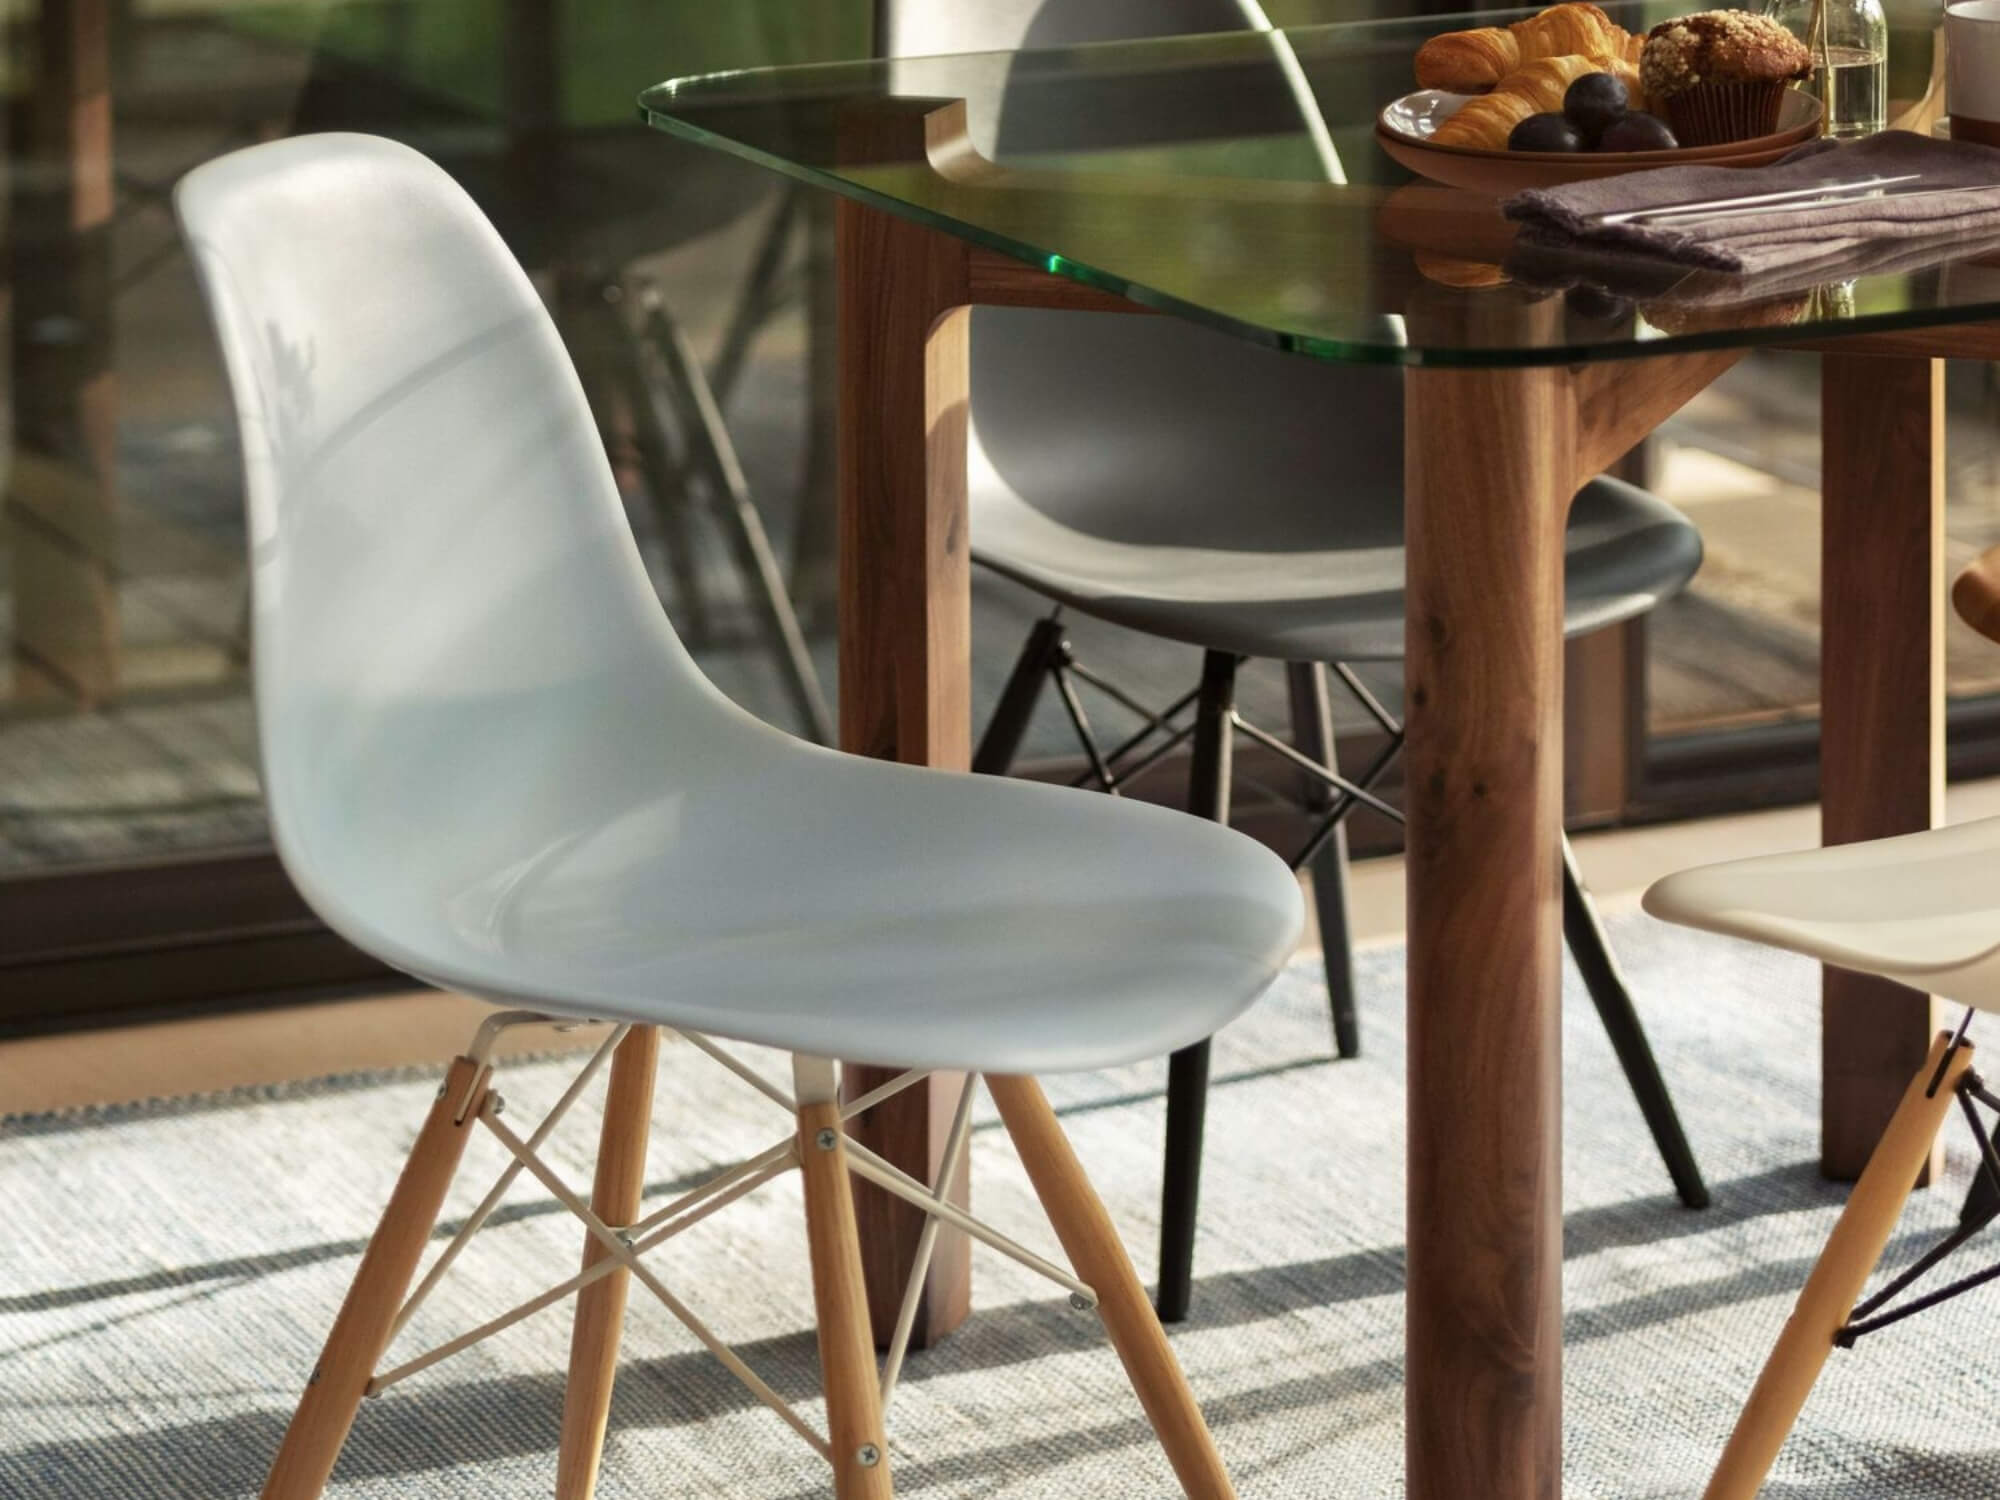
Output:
left=11, top=913, right=2000, bottom=1498
left=14, top=782, right=2000, bottom=1117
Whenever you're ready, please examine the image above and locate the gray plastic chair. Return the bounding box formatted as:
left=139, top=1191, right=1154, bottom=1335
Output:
left=881, top=0, right=1710, bottom=1322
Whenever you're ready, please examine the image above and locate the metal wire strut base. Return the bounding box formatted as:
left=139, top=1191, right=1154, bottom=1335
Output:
left=1007, top=609, right=1405, bottom=874
left=1836, top=1010, right=2000, bottom=1348
left=359, top=1014, right=1100, bottom=1466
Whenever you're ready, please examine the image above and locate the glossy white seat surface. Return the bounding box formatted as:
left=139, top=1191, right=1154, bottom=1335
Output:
left=1643, top=815, right=2000, bottom=1012
left=176, top=133, right=1304, bottom=1075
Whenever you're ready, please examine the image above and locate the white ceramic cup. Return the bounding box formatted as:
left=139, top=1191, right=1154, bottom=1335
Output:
left=1948, top=0, right=2000, bottom=144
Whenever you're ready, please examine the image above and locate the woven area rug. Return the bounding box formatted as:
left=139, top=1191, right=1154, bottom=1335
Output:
left=7, top=912, right=2000, bottom=1498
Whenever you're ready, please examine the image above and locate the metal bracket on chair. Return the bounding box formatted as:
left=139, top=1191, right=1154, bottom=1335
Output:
left=454, top=1010, right=585, bottom=1122
left=366, top=1016, right=1107, bottom=1473
left=1029, top=630, right=1409, bottom=872
left=1837, top=1019, right=2000, bottom=1348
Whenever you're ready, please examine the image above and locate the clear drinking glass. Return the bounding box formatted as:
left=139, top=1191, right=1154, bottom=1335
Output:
left=1771, top=0, right=1889, bottom=137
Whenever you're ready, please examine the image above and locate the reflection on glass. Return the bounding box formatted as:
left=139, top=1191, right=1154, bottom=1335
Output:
left=1, top=1, right=865, bottom=877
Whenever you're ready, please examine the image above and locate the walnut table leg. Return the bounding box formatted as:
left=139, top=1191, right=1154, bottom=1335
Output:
left=835, top=198, right=974, bottom=1345
left=1403, top=365, right=1575, bottom=1500
left=1819, top=352, right=1945, bottom=1183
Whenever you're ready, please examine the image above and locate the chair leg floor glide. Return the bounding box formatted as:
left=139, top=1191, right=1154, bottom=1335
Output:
left=258, top=1015, right=1234, bottom=1499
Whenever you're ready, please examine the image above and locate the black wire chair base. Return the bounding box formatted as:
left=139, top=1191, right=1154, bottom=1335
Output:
left=1025, top=614, right=1404, bottom=874
left=1836, top=1011, right=1999, bottom=1348
left=980, top=606, right=1711, bottom=1231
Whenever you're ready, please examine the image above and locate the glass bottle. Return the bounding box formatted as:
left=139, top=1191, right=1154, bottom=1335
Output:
left=1770, top=0, right=1889, bottom=139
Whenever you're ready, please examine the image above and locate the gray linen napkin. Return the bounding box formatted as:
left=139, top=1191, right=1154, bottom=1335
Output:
left=1503, top=130, right=2000, bottom=275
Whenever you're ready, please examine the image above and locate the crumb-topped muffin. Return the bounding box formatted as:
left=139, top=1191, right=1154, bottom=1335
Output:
left=1640, top=11, right=1811, bottom=144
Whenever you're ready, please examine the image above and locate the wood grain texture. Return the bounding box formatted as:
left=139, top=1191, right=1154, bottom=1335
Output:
left=1952, top=542, right=2000, bottom=647
left=1705, top=1034, right=1972, bottom=1500
left=836, top=178, right=976, bottom=1343
left=835, top=195, right=971, bottom=771
left=556, top=1027, right=660, bottom=1500
left=1572, top=350, right=1744, bottom=479
left=262, top=1055, right=487, bottom=1498
left=985, top=1074, right=1236, bottom=1499
left=1403, top=365, right=1577, bottom=1500
left=1785, top=322, right=2000, bottom=360
left=797, top=1098, right=894, bottom=1500
left=966, top=248, right=1150, bottom=314
left=1819, top=354, right=1946, bottom=1183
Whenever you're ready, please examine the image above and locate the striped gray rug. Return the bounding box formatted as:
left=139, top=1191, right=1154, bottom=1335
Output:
left=6, top=913, right=2000, bottom=1498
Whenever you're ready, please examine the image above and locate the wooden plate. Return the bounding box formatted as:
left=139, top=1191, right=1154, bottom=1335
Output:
left=1375, top=88, right=1823, bottom=194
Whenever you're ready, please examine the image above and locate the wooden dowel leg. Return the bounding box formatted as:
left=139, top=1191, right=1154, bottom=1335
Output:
left=1705, top=1032, right=1973, bottom=1500
left=795, top=1061, right=893, bottom=1500
left=984, top=1073, right=1236, bottom=1500
left=556, top=1026, right=661, bottom=1500
left=261, top=1055, right=489, bottom=1500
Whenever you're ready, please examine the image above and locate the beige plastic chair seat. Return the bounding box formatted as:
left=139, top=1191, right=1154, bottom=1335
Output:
left=1643, top=815, right=2000, bottom=1010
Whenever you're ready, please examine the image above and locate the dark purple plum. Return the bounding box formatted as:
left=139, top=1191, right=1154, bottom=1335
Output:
left=1562, top=72, right=1630, bottom=141
left=1598, top=112, right=1679, bottom=152
left=1508, top=113, right=1587, bottom=153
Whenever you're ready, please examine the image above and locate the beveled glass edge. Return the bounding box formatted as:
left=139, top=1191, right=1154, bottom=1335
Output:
left=639, top=5, right=1578, bottom=107
left=646, top=102, right=2000, bottom=368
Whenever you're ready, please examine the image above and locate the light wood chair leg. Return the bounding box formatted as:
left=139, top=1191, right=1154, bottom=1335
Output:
left=556, top=1026, right=661, bottom=1500
left=795, top=1058, right=894, bottom=1499
left=985, top=1073, right=1237, bottom=1500
left=262, top=1054, right=490, bottom=1500
left=1705, top=1031, right=1973, bottom=1500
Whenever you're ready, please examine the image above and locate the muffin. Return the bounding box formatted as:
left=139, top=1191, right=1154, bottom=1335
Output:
left=1639, top=11, right=1811, bottom=146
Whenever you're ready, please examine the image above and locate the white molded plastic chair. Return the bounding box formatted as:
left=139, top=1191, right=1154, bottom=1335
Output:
left=1644, top=549, right=2000, bottom=1500
left=176, top=132, right=1301, bottom=1500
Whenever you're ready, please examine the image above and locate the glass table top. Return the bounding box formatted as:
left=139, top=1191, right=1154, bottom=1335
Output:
left=640, top=3, right=2000, bottom=367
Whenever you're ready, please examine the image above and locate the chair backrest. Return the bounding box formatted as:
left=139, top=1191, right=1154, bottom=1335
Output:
left=880, top=0, right=1407, bottom=556
left=176, top=134, right=753, bottom=968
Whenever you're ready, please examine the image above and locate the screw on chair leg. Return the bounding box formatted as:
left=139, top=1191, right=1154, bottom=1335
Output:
left=1560, top=837, right=1709, bottom=1210
left=557, top=1026, right=662, bottom=1500
left=1286, top=661, right=1361, bottom=1060
left=1704, top=1032, right=1973, bottom=1500
left=986, top=1074, right=1237, bottom=1499
left=794, top=1069, right=893, bottom=1500
left=261, top=1055, right=490, bottom=1500
left=973, top=612, right=1067, bottom=776
left=1157, top=651, right=1238, bottom=1325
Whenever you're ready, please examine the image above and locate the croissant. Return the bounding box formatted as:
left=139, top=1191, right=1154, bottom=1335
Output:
left=1415, top=2, right=1638, bottom=92
left=1430, top=53, right=1644, bottom=148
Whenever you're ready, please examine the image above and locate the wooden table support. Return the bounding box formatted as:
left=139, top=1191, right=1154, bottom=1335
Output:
left=1403, top=364, right=1574, bottom=1500
left=835, top=191, right=975, bottom=1348
left=825, top=105, right=1967, bottom=1486
left=1401, top=351, right=1740, bottom=1500
left=1817, top=352, right=1947, bottom=1183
